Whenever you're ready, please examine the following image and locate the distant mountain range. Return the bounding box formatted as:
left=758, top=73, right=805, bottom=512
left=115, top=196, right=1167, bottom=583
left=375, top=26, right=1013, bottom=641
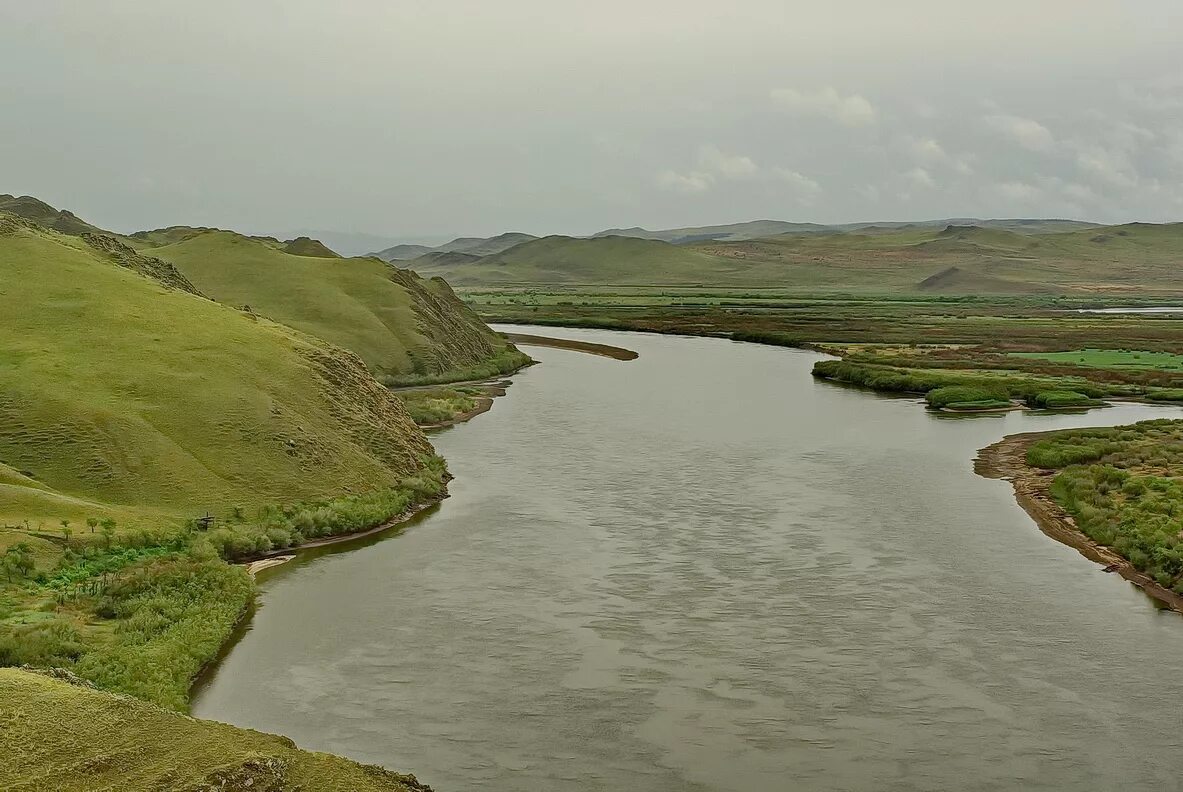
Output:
left=374, top=232, right=539, bottom=261
left=404, top=220, right=1183, bottom=296
left=372, top=217, right=1099, bottom=261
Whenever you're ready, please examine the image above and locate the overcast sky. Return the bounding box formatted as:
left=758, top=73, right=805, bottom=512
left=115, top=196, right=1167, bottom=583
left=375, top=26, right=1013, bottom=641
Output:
left=3, top=1, right=1182, bottom=239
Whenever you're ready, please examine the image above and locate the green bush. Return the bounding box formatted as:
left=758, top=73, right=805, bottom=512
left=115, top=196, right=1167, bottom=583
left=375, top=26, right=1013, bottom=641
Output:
left=926, top=385, right=1009, bottom=408
left=1028, top=390, right=1101, bottom=409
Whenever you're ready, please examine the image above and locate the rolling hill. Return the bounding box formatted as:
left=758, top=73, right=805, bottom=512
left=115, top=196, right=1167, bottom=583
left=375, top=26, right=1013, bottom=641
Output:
left=1, top=668, right=430, bottom=792
left=129, top=226, right=528, bottom=383
left=0, top=213, right=433, bottom=530
left=592, top=217, right=1099, bottom=243
left=407, top=222, right=1183, bottom=295
left=374, top=231, right=538, bottom=261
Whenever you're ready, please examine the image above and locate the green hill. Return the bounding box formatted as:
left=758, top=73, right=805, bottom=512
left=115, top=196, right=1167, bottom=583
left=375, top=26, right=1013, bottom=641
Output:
left=0, top=668, right=431, bottom=792
left=134, top=227, right=528, bottom=383
left=0, top=214, right=432, bottom=531
left=410, top=223, right=1183, bottom=295
left=0, top=194, right=114, bottom=237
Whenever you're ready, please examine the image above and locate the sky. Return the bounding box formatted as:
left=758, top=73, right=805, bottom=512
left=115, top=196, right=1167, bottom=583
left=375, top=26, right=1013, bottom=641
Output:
left=2, top=1, right=1182, bottom=241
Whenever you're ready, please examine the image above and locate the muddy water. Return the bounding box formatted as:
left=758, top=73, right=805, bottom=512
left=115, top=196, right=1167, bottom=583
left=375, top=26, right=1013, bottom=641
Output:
left=193, top=326, right=1183, bottom=791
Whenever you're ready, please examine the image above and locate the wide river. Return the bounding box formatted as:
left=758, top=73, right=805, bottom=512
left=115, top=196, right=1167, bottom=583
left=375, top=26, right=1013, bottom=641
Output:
left=193, top=326, right=1183, bottom=791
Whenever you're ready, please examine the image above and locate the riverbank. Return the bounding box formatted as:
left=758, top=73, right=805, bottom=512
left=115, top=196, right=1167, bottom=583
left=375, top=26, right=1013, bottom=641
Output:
left=975, top=431, right=1183, bottom=615
left=503, top=332, right=639, bottom=360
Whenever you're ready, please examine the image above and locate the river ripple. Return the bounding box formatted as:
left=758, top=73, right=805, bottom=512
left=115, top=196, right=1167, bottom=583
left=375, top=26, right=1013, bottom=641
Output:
left=193, top=326, right=1183, bottom=791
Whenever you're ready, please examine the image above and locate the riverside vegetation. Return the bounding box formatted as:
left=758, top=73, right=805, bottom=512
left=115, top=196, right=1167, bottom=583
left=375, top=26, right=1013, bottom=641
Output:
left=0, top=198, right=531, bottom=789
left=1025, top=420, right=1183, bottom=594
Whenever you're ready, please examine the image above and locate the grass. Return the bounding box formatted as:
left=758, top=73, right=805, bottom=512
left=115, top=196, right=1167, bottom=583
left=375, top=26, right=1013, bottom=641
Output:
left=1011, top=348, right=1183, bottom=371
left=396, top=387, right=478, bottom=425
left=1026, top=420, right=1183, bottom=592
left=0, top=667, right=431, bottom=791
left=1, top=456, right=448, bottom=711
left=409, top=222, right=1183, bottom=295
left=0, top=215, right=432, bottom=532
left=137, top=227, right=525, bottom=381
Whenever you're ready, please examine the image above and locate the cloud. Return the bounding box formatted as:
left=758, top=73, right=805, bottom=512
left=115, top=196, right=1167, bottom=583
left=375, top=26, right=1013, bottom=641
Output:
left=993, top=181, right=1042, bottom=202
left=908, top=137, right=948, bottom=165
left=775, top=168, right=821, bottom=202
left=656, top=170, right=714, bottom=194
left=905, top=167, right=935, bottom=188
left=984, top=114, right=1056, bottom=152
left=771, top=87, right=877, bottom=126
left=1073, top=145, right=1137, bottom=188
left=697, top=145, right=758, bottom=178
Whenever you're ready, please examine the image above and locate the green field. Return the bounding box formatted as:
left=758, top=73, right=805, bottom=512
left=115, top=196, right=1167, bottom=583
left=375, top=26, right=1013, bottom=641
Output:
left=0, top=668, right=430, bottom=791
left=1011, top=349, right=1183, bottom=371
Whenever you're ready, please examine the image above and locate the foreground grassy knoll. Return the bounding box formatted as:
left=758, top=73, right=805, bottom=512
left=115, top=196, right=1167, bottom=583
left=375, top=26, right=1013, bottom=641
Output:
left=0, top=668, right=431, bottom=791
left=410, top=222, right=1183, bottom=295
left=0, top=215, right=432, bottom=531
left=0, top=213, right=447, bottom=725
left=132, top=226, right=529, bottom=385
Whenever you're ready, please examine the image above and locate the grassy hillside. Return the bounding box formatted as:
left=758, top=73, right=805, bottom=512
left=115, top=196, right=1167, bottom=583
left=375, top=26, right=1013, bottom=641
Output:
left=0, top=668, right=431, bottom=792
left=134, top=227, right=528, bottom=383
left=410, top=222, right=1183, bottom=294
left=0, top=214, right=432, bottom=531
left=0, top=194, right=114, bottom=237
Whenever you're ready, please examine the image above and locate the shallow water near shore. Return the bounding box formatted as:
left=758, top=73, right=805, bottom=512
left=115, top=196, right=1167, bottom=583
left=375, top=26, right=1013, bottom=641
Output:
left=193, top=326, right=1183, bottom=791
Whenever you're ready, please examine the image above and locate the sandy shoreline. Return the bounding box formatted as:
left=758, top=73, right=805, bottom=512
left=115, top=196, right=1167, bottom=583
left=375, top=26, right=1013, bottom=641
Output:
left=975, top=431, right=1183, bottom=615
left=503, top=332, right=639, bottom=360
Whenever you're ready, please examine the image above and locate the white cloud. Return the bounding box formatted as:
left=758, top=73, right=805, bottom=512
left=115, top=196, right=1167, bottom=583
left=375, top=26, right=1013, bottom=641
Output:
left=1073, top=145, right=1137, bottom=188
left=697, top=145, right=758, bottom=178
left=984, top=114, right=1056, bottom=152
left=908, top=137, right=948, bottom=165
left=656, top=170, right=714, bottom=194
left=771, top=87, right=877, bottom=126
left=905, top=167, right=935, bottom=188
left=775, top=168, right=821, bottom=202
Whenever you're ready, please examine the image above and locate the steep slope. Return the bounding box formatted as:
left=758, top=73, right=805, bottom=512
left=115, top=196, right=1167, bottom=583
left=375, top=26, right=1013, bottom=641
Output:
left=137, top=228, right=527, bottom=383
left=0, top=194, right=115, bottom=237
left=0, top=215, right=431, bottom=529
left=0, top=668, right=431, bottom=792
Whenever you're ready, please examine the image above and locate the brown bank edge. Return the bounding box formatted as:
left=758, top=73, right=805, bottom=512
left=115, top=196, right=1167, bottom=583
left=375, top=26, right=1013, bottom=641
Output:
left=975, top=431, right=1183, bottom=615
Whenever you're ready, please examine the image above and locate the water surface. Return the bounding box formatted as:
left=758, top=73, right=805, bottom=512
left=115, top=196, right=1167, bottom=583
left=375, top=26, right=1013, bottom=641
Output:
left=194, top=327, right=1183, bottom=791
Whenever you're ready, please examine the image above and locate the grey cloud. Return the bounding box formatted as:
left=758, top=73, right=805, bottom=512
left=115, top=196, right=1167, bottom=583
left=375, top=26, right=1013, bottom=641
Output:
left=1, top=1, right=1181, bottom=236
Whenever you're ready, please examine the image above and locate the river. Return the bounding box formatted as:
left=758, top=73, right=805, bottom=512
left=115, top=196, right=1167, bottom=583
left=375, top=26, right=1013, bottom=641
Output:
left=192, top=326, right=1183, bottom=791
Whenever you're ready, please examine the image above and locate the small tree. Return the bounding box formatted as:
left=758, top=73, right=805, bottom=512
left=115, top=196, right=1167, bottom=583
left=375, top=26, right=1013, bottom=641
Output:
left=86, top=517, right=99, bottom=534
left=4, top=543, right=34, bottom=579
left=61, top=525, right=73, bottom=547
left=99, top=517, right=117, bottom=549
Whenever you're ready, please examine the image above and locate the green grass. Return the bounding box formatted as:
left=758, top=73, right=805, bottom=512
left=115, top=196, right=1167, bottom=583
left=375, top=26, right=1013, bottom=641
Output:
left=1026, top=420, right=1183, bottom=592
left=409, top=222, right=1183, bottom=295
left=0, top=667, right=431, bottom=791
left=1011, top=348, right=1183, bottom=371
left=0, top=215, right=432, bottom=531
left=397, top=387, right=478, bottom=425
left=138, top=227, right=525, bottom=381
